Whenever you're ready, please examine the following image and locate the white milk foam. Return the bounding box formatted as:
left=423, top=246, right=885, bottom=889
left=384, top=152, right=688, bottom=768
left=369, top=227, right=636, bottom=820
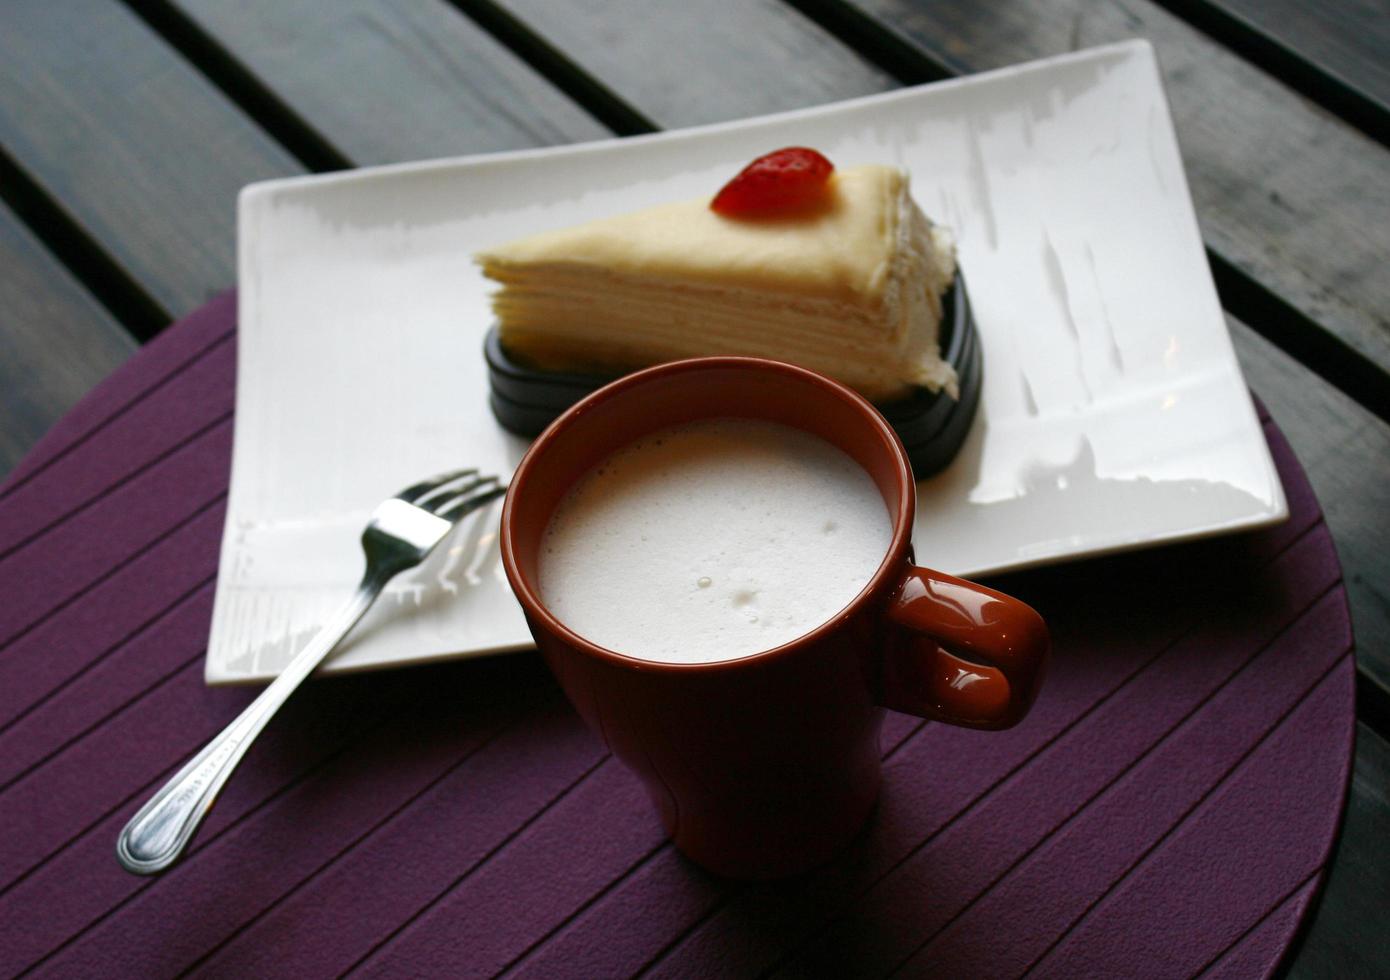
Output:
left=539, top=418, right=892, bottom=664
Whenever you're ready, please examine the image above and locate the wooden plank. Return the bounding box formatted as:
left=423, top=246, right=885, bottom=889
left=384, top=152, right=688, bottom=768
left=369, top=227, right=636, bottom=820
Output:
left=491, top=0, right=897, bottom=124
left=0, top=202, right=135, bottom=478
left=0, top=0, right=300, bottom=317
left=1287, top=722, right=1390, bottom=979
left=818, top=0, right=1390, bottom=392
left=1229, top=318, right=1390, bottom=701
left=1181, top=0, right=1390, bottom=124
left=168, top=0, right=609, bottom=164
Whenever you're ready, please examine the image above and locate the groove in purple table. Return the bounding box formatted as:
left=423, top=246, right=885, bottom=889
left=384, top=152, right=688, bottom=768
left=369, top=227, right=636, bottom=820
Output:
left=0, top=295, right=1353, bottom=977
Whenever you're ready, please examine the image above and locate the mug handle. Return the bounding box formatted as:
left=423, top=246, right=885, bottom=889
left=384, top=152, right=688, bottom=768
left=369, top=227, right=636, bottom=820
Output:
left=879, top=565, right=1049, bottom=730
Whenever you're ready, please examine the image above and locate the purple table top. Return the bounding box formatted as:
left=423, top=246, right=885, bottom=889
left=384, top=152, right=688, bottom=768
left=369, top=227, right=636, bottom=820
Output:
left=0, top=293, right=1355, bottom=978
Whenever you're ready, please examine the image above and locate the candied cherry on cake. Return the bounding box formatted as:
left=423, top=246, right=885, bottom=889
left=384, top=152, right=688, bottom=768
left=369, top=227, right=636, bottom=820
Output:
left=710, top=147, right=835, bottom=216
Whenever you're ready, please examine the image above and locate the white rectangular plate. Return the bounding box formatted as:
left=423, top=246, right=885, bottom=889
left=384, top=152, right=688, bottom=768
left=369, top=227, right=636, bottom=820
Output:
left=209, top=40, right=1285, bottom=684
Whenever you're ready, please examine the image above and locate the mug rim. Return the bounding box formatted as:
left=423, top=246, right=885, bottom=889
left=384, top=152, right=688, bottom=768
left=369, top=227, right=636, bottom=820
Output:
left=500, top=356, right=917, bottom=674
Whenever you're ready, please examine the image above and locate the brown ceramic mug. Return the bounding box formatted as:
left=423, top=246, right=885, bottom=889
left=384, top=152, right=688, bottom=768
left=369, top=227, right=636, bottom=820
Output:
left=500, top=357, right=1049, bottom=878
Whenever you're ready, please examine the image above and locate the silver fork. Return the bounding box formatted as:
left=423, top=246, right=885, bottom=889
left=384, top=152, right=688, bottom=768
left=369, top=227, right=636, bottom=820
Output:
left=115, top=469, right=507, bottom=875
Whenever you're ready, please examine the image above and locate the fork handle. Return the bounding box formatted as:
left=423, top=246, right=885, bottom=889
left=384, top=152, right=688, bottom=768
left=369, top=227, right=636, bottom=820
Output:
left=115, top=573, right=386, bottom=875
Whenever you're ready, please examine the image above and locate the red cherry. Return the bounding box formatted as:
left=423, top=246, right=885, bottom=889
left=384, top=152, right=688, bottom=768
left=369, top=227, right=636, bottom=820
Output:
left=710, top=147, right=835, bottom=216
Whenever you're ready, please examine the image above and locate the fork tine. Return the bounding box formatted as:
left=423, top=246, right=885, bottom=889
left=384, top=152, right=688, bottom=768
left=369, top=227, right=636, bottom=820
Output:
left=432, top=480, right=507, bottom=522
left=415, top=474, right=498, bottom=513
left=395, top=468, right=479, bottom=504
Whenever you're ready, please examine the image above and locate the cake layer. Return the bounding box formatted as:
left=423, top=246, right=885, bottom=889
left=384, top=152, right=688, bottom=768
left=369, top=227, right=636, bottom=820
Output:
left=489, top=270, right=953, bottom=401
left=482, top=272, right=983, bottom=479
left=477, top=164, right=958, bottom=402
